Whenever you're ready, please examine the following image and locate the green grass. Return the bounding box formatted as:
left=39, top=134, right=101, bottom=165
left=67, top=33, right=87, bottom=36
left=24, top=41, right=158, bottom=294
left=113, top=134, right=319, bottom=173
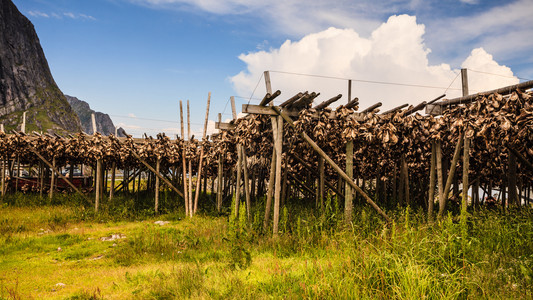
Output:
left=0, top=193, right=532, bottom=299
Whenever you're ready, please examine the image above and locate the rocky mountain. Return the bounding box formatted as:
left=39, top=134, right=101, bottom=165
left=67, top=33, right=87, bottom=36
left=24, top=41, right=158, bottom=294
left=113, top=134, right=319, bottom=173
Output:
left=65, top=95, right=125, bottom=136
left=0, top=0, right=82, bottom=133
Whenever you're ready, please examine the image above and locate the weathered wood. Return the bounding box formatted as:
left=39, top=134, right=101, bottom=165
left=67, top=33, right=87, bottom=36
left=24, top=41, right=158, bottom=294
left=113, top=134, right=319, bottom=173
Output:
left=273, top=106, right=391, bottom=222
left=360, top=102, right=382, bottom=114
left=91, top=113, right=97, bottom=134
left=345, top=139, right=353, bottom=224
left=461, top=68, right=469, bottom=97
left=462, top=137, right=470, bottom=213
left=109, top=162, right=116, bottom=200
left=193, top=92, right=211, bottom=214
left=179, top=100, right=189, bottom=215
left=314, top=94, right=342, bottom=110
left=131, top=152, right=184, bottom=197
left=428, top=141, right=436, bottom=221
left=319, top=156, right=325, bottom=208
left=235, top=144, right=242, bottom=217
left=508, top=148, right=518, bottom=206
left=506, top=145, right=533, bottom=172
left=438, top=132, right=464, bottom=219
left=259, top=90, right=281, bottom=106
left=433, top=80, right=533, bottom=108
left=280, top=92, right=304, bottom=108
left=95, top=159, right=102, bottom=212
left=217, top=153, right=223, bottom=212
left=436, top=140, right=444, bottom=217
left=344, top=97, right=359, bottom=110
left=402, top=155, right=410, bottom=205
left=380, top=103, right=408, bottom=115
left=242, top=147, right=251, bottom=221
left=1, top=158, right=5, bottom=197
left=273, top=116, right=283, bottom=235
left=187, top=100, right=193, bottom=217
left=215, top=122, right=236, bottom=130
left=155, top=158, right=160, bottom=213
left=49, top=157, right=56, bottom=200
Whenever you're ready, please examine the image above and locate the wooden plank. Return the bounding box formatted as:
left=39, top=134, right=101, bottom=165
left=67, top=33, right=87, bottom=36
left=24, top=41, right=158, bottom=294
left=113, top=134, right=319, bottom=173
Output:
left=215, top=122, right=236, bottom=130
left=428, top=141, right=436, bottom=222
left=95, top=159, right=102, bottom=212
left=273, top=106, right=391, bottom=223
left=462, top=137, right=470, bottom=212
left=49, top=157, right=56, bottom=199
left=235, top=144, right=242, bottom=217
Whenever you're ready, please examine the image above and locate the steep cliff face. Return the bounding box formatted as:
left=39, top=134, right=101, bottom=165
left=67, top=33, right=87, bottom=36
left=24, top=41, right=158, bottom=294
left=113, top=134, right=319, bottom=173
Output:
left=66, top=95, right=124, bottom=136
left=0, top=0, right=81, bottom=133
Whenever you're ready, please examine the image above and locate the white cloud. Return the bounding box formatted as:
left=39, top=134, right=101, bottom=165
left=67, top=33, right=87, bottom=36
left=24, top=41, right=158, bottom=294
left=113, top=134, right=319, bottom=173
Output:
left=459, top=0, right=478, bottom=4
left=128, top=113, right=137, bottom=118
left=28, top=11, right=49, bottom=18
left=231, top=15, right=519, bottom=111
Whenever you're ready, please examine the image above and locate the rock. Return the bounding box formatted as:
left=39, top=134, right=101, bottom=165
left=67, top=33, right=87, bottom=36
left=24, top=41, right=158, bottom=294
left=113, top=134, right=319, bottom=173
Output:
left=66, top=95, right=124, bottom=136
left=100, top=234, right=126, bottom=241
left=154, top=221, right=170, bottom=226
left=0, top=0, right=82, bottom=133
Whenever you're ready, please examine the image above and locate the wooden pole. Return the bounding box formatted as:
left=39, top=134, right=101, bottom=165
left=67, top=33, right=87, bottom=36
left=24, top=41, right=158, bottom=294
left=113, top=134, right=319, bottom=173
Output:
left=402, top=155, right=410, bottom=205
left=217, top=153, right=223, bottom=212
left=273, top=107, right=391, bottom=222
left=187, top=100, right=193, bottom=217
left=273, top=116, right=283, bottom=235
left=49, top=157, right=56, bottom=200
left=428, top=141, right=436, bottom=221
left=193, top=92, right=211, bottom=214
left=155, top=158, right=160, bottom=214
left=319, top=156, right=325, bottom=208
left=235, top=144, right=242, bottom=217
left=109, top=162, right=116, bottom=200
left=180, top=100, right=189, bottom=216
left=462, top=137, right=470, bottom=213
left=263, top=70, right=277, bottom=231
left=508, top=148, right=518, bottom=206
left=1, top=157, right=5, bottom=197
left=131, top=152, right=184, bottom=197
left=461, top=68, right=469, bottom=97
left=91, top=113, right=97, bottom=134
left=439, top=131, right=465, bottom=219
left=242, top=147, right=251, bottom=222
left=95, top=159, right=102, bottom=212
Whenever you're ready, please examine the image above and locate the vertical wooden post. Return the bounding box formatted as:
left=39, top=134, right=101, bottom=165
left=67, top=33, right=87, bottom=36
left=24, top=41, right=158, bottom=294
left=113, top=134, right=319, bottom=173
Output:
left=508, top=149, right=518, bottom=206
left=263, top=70, right=276, bottom=231
left=21, top=111, right=26, bottom=133
left=235, top=144, right=242, bottom=217
left=230, top=96, right=237, bottom=119
left=402, top=156, right=410, bottom=205
left=15, top=156, right=19, bottom=191
left=1, top=157, right=5, bottom=197
left=193, top=92, right=211, bottom=214
left=180, top=101, right=189, bottom=216
left=461, top=68, right=469, bottom=97
left=95, top=159, right=102, bottom=212
left=155, top=158, right=160, bottom=214
left=273, top=116, right=283, bottom=235
left=428, top=141, right=436, bottom=221
left=436, top=140, right=445, bottom=218
left=91, top=113, right=97, bottom=134
left=439, top=132, right=465, bottom=219
left=217, top=153, right=223, bottom=212
left=109, top=162, right=116, bottom=200
left=319, top=156, right=325, bottom=208
left=242, top=147, right=251, bottom=222
left=462, top=137, right=470, bottom=213
left=49, top=157, right=56, bottom=200
left=187, top=100, right=193, bottom=217
left=345, top=139, right=354, bottom=223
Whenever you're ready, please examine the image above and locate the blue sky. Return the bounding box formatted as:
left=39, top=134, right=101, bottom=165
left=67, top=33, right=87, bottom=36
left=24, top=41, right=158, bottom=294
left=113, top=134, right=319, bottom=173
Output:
left=12, top=0, right=533, bottom=137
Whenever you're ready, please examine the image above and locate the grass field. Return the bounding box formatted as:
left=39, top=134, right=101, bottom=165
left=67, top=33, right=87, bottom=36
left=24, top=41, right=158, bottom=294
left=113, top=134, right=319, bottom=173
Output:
left=0, top=193, right=532, bottom=299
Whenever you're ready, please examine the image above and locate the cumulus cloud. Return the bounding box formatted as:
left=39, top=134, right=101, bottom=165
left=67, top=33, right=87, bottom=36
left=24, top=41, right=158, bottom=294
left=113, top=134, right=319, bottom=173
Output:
left=231, top=15, right=519, bottom=111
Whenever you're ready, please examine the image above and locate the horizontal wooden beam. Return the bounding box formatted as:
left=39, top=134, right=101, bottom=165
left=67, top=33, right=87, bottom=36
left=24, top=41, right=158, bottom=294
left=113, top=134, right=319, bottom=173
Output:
left=215, top=122, right=236, bottom=130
